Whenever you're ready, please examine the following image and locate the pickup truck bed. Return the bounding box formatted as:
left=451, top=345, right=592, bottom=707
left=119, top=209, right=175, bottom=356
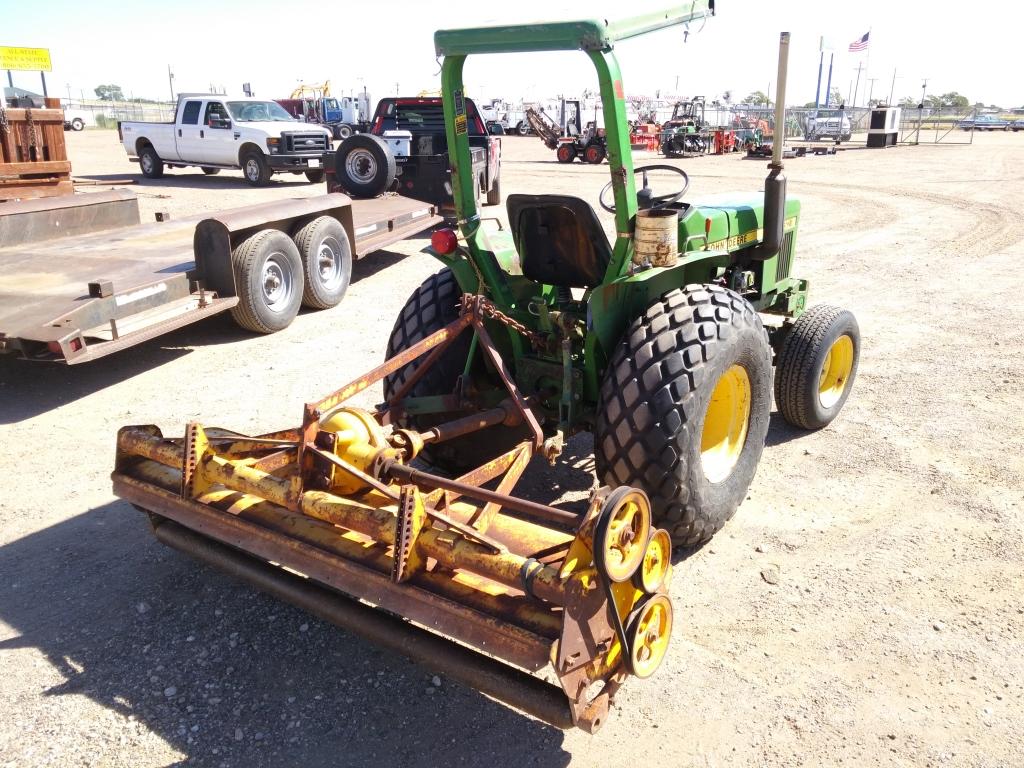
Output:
left=0, top=191, right=440, bottom=364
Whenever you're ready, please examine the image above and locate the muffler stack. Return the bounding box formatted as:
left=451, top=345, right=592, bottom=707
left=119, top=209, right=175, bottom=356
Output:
left=112, top=296, right=674, bottom=732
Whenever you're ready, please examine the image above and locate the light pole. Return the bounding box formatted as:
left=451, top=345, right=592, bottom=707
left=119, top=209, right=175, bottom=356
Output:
left=167, top=65, right=175, bottom=102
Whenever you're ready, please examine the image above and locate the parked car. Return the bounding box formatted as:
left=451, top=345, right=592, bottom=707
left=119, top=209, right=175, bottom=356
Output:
left=804, top=109, right=852, bottom=142
left=63, top=108, right=90, bottom=131
left=957, top=114, right=1010, bottom=131
left=1011, top=119, right=1024, bottom=132
left=118, top=94, right=332, bottom=186
left=326, top=96, right=501, bottom=210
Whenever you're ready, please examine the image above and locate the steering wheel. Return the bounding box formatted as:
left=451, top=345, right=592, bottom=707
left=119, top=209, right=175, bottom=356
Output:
left=599, top=164, right=690, bottom=213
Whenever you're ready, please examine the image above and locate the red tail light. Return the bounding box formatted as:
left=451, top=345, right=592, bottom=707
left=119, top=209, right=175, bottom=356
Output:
left=431, top=228, right=459, bottom=255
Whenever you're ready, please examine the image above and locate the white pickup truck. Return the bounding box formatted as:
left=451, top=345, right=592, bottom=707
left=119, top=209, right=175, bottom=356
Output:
left=119, top=94, right=332, bottom=186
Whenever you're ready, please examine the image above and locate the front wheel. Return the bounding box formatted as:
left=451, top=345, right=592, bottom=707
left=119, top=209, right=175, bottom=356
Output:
left=335, top=123, right=354, bottom=139
left=241, top=149, right=272, bottom=187
left=556, top=144, right=576, bottom=163
left=201, top=167, right=220, bottom=175
left=775, top=305, right=860, bottom=430
left=305, top=169, right=325, bottom=183
left=517, top=121, right=530, bottom=136
left=596, top=285, right=773, bottom=547
left=485, top=173, right=501, bottom=206
left=71, top=118, right=85, bottom=131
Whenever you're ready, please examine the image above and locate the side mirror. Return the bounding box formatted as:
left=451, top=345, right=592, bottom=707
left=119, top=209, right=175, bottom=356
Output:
left=210, top=117, right=231, bottom=129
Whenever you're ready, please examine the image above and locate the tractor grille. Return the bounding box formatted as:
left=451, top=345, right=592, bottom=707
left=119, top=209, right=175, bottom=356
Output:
left=282, top=132, right=329, bottom=153
left=776, top=230, right=795, bottom=280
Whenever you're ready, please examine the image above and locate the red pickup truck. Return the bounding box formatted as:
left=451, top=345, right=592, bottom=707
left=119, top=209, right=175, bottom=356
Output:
left=325, top=97, right=501, bottom=210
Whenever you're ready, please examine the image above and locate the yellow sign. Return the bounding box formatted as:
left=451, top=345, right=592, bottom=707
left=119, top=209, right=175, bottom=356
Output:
left=0, top=46, right=52, bottom=72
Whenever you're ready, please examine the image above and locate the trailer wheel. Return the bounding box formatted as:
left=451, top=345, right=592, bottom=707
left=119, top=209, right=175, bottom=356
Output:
left=383, top=268, right=528, bottom=473
left=138, top=145, right=164, bottom=179
left=242, top=149, right=272, bottom=187
left=304, top=169, right=325, bottom=183
left=229, top=229, right=303, bottom=333
left=485, top=173, right=501, bottom=206
left=71, top=117, right=85, bottom=131
left=584, top=144, right=606, bottom=164
left=293, top=216, right=352, bottom=310
left=201, top=167, right=220, bottom=175
left=595, top=284, right=773, bottom=547
left=774, top=305, right=860, bottom=430
left=334, top=134, right=396, bottom=198
left=556, top=144, right=576, bottom=163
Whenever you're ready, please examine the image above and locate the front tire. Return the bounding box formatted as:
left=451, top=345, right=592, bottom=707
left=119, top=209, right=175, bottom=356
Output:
left=485, top=173, right=501, bottom=206
left=229, top=230, right=303, bottom=333
left=336, top=123, right=354, bottom=139
left=775, top=305, right=860, bottom=430
left=201, top=167, right=220, bottom=175
left=241, top=149, right=272, bottom=187
left=292, top=216, right=352, bottom=309
left=305, top=169, right=325, bottom=183
left=596, top=285, right=773, bottom=547
left=556, top=144, right=576, bottom=163
left=71, top=118, right=85, bottom=131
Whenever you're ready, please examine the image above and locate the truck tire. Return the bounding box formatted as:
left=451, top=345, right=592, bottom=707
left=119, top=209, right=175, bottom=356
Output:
left=71, top=118, right=85, bottom=131
left=595, top=285, right=773, bottom=547
left=229, top=229, right=303, bottom=333
left=292, top=216, right=352, bottom=310
left=334, top=134, right=396, bottom=199
left=304, top=169, right=325, bottom=183
left=382, top=268, right=528, bottom=473
left=241, top=149, right=272, bottom=187
left=556, top=144, right=576, bottom=163
left=138, top=145, right=164, bottom=179
left=335, top=123, right=354, bottom=139
left=201, top=167, right=220, bottom=175
left=517, top=121, right=530, bottom=136
left=486, top=173, right=501, bottom=206
left=774, top=304, right=860, bottom=430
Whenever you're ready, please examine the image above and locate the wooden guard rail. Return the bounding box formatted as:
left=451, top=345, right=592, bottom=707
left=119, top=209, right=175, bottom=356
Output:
left=0, top=104, right=73, bottom=201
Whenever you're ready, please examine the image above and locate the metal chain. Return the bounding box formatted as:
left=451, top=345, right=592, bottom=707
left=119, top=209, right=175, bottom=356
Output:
left=0, top=105, right=9, bottom=136
left=460, top=294, right=545, bottom=349
left=25, top=108, right=40, bottom=151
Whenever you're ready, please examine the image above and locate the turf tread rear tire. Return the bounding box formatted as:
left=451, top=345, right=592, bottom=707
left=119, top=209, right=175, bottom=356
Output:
left=774, top=304, right=860, bottom=430
left=595, top=284, right=773, bottom=547
left=229, top=229, right=303, bottom=334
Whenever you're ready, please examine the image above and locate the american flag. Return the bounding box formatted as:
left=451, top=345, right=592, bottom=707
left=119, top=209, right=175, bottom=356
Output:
left=849, top=32, right=870, bottom=52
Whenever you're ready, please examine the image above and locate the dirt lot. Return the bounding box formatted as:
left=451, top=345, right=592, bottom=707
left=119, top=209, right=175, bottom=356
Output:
left=1, top=129, right=1022, bottom=768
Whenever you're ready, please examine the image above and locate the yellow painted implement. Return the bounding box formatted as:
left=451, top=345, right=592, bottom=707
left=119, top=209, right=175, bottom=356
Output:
left=112, top=295, right=673, bottom=732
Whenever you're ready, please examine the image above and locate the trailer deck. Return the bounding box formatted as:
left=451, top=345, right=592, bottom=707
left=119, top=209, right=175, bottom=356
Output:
left=0, top=191, right=441, bottom=363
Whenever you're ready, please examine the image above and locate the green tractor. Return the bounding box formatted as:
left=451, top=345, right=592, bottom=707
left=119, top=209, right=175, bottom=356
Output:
left=385, top=4, right=860, bottom=547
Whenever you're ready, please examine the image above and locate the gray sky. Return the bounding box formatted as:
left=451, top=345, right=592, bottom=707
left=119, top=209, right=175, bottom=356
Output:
left=2, top=0, right=1014, bottom=107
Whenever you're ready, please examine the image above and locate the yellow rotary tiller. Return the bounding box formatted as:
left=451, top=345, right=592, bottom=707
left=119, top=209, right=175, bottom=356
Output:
left=112, top=295, right=674, bottom=732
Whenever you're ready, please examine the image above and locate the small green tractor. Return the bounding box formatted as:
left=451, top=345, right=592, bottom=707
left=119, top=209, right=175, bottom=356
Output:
left=386, top=4, right=860, bottom=547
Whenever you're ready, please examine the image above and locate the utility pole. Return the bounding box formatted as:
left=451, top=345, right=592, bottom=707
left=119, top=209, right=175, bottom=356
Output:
left=852, top=62, right=864, bottom=107
left=888, top=69, right=898, bottom=105
left=395, top=81, right=399, bottom=96
left=867, top=77, right=878, bottom=106
left=167, top=65, right=175, bottom=102
left=916, top=78, right=928, bottom=145
left=65, top=82, right=71, bottom=105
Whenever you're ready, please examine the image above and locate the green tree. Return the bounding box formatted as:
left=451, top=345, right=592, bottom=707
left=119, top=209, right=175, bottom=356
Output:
left=94, top=84, right=124, bottom=101
left=939, top=91, right=969, bottom=108
left=898, top=96, right=919, bottom=108
left=743, top=90, right=771, bottom=105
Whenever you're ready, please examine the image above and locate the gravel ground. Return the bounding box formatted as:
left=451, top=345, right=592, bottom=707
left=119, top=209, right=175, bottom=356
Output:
left=1, top=129, right=1022, bottom=767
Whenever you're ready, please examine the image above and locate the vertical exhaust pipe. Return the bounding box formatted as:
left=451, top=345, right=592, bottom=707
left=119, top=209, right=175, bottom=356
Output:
left=747, top=31, right=790, bottom=262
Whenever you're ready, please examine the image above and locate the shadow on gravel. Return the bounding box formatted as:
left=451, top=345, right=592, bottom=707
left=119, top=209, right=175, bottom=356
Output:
left=0, top=501, right=571, bottom=768
left=765, top=412, right=807, bottom=448
left=0, top=246, right=418, bottom=424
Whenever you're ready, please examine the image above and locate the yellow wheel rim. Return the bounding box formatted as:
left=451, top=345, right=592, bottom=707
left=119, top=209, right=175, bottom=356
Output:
left=700, top=364, right=752, bottom=483
left=818, top=335, right=854, bottom=409
left=629, top=594, right=673, bottom=679
left=600, top=490, right=652, bottom=583
left=638, top=529, right=672, bottom=594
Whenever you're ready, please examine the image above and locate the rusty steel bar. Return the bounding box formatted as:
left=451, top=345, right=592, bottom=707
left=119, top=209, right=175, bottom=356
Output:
left=126, top=459, right=562, bottom=638
left=471, top=319, right=545, bottom=449
left=470, top=443, right=532, bottom=532
left=420, top=404, right=513, bottom=445
left=383, top=461, right=580, bottom=529
left=150, top=519, right=574, bottom=729
left=310, top=313, right=474, bottom=416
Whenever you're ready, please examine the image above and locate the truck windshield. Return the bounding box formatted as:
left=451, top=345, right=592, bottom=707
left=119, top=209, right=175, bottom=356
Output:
left=227, top=101, right=296, bottom=122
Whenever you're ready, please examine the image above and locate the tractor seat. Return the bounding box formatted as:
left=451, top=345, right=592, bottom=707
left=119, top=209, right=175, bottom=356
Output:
left=506, top=194, right=612, bottom=289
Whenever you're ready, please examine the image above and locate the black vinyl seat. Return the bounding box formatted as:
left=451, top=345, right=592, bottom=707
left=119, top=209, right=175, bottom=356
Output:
left=506, top=194, right=612, bottom=289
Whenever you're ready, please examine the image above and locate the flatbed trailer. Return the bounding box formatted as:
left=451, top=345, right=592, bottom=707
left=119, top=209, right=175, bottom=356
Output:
left=0, top=190, right=441, bottom=364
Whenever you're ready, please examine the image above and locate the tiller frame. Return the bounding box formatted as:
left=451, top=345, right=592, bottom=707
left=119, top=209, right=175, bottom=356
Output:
left=112, top=295, right=674, bottom=732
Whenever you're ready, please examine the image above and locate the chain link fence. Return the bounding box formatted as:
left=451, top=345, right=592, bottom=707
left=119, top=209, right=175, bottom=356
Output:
left=64, top=99, right=176, bottom=129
